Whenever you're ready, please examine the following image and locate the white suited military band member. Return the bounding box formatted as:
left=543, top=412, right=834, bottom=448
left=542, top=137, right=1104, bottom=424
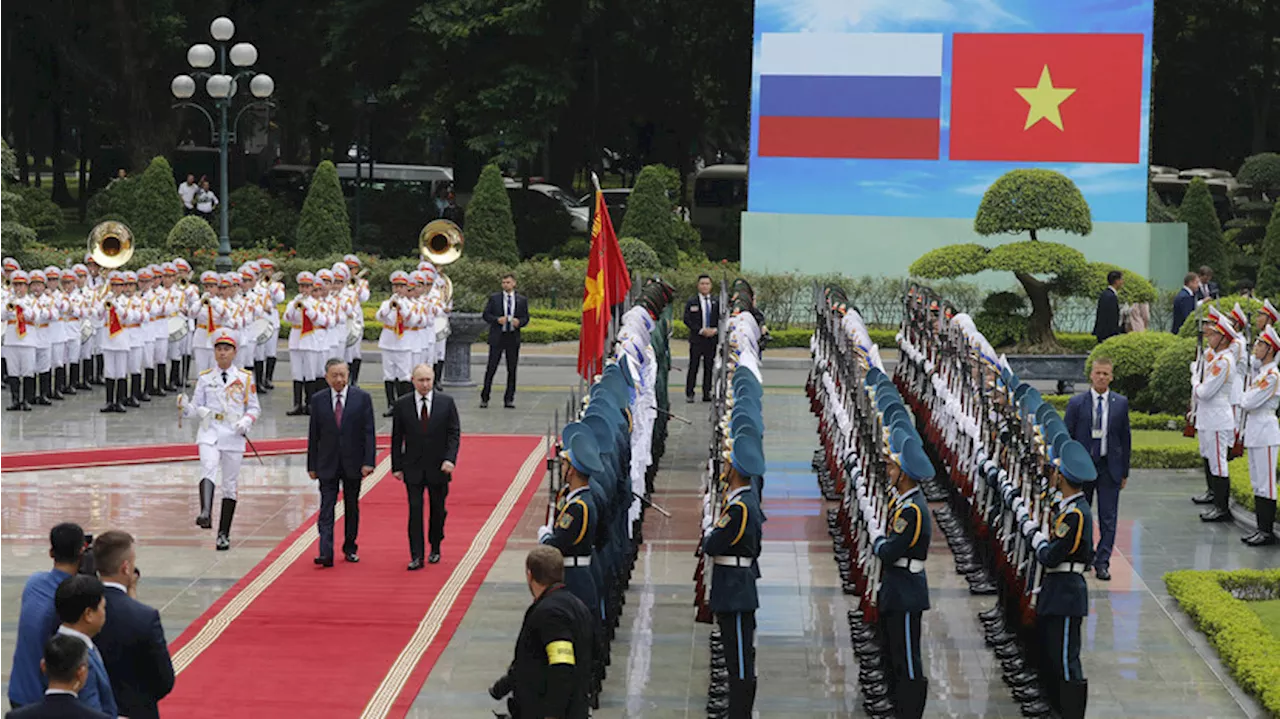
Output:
left=177, top=331, right=260, bottom=552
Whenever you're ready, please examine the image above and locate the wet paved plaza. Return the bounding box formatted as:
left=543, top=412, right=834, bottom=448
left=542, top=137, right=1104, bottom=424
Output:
left=1, top=360, right=1275, bottom=717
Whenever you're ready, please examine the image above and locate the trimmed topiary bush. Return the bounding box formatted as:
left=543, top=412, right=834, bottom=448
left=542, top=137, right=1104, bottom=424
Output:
left=1077, top=262, right=1158, bottom=304
left=1147, top=336, right=1198, bottom=415
left=621, top=165, right=679, bottom=267
left=166, top=215, right=219, bottom=260
left=1179, top=177, right=1229, bottom=276
left=1237, top=152, right=1280, bottom=196
left=1256, top=202, right=1280, bottom=298
left=618, top=237, right=660, bottom=274
left=671, top=220, right=703, bottom=255
left=464, top=164, right=520, bottom=265
left=1086, top=331, right=1179, bottom=410
left=295, top=160, right=352, bottom=258
left=973, top=291, right=1027, bottom=348
left=87, top=176, right=140, bottom=225
left=1148, top=183, right=1176, bottom=223
left=132, top=156, right=185, bottom=250
left=9, top=185, right=65, bottom=241
left=229, top=185, right=298, bottom=248
left=1165, top=568, right=1280, bottom=715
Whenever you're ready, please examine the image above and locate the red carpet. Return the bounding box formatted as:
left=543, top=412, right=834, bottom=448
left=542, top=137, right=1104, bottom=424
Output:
left=162, top=434, right=545, bottom=719
left=1, top=436, right=394, bottom=472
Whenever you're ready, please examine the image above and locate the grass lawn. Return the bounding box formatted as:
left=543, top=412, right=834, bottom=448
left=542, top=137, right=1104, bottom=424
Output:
left=1133, top=429, right=1197, bottom=448
left=1249, top=599, right=1280, bottom=641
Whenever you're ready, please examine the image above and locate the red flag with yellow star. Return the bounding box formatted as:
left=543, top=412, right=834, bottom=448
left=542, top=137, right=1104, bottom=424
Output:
left=949, top=33, right=1144, bottom=163
left=577, top=188, right=628, bottom=380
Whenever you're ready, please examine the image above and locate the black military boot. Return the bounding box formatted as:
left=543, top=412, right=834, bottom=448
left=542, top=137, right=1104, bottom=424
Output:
left=32, top=372, right=52, bottom=405
left=93, top=354, right=104, bottom=384
left=78, top=358, right=92, bottom=388
left=45, top=370, right=63, bottom=400
left=1200, top=477, right=1232, bottom=521
left=348, top=357, right=361, bottom=386
left=18, top=376, right=34, bottom=410
left=167, top=360, right=180, bottom=392
left=131, top=373, right=149, bottom=402
left=6, top=377, right=21, bottom=410
left=264, top=356, right=277, bottom=390
left=151, top=365, right=167, bottom=397
left=253, top=361, right=268, bottom=393
left=100, top=379, right=117, bottom=413
left=118, top=379, right=136, bottom=409
left=216, top=498, right=237, bottom=550
left=383, top=380, right=397, bottom=417
left=285, top=381, right=307, bottom=416
left=1245, top=498, right=1277, bottom=546
left=69, top=363, right=83, bottom=392
left=1191, top=459, right=1215, bottom=504
left=196, top=479, right=215, bottom=528
left=57, top=366, right=75, bottom=395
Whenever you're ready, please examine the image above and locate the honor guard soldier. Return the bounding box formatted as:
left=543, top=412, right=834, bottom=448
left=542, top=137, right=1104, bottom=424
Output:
left=1241, top=325, right=1280, bottom=546
left=701, top=430, right=764, bottom=719
left=1191, top=307, right=1239, bottom=521
left=1020, top=438, right=1094, bottom=719
left=540, top=427, right=602, bottom=630
left=178, top=331, right=261, bottom=551
left=4, top=271, right=42, bottom=411
left=341, top=254, right=370, bottom=384
left=865, top=430, right=934, bottom=719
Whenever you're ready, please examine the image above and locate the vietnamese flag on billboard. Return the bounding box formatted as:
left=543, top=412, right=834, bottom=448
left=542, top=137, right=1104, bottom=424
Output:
left=949, top=33, right=1144, bottom=163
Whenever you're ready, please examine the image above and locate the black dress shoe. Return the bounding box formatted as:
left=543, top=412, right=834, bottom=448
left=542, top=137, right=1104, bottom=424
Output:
left=1191, top=491, right=1215, bottom=505
left=1245, top=532, right=1278, bottom=546
left=1004, top=670, right=1039, bottom=687
left=995, top=643, right=1023, bottom=660
left=1012, top=685, right=1042, bottom=703
left=408, top=558, right=424, bottom=570
left=1094, top=566, right=1111, bottom=581
left=1020, top=698, right=1052, bottom=717
left=986, top=630, right=1018, bottom=647
left=504, top=401, right=515, bottom=409
left=968, top=580, right=998, bottom=595
left=979, top=606, right=1003, bottom=621
left=314, top=556, right=333, bottom=568
left=480, top=400, right=489, bottom=408
left=344, top=552, right=360, bottom=563
left=428, top=550, right=441, bottom=564
left=1200, top=508, right=1231, bottom=522
left=686, top=395, right=695, bottom=404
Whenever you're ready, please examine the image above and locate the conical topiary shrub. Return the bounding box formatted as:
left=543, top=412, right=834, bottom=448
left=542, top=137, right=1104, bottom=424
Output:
left=295, top=160, right=352, bottom=258
left=464, top=163, right=520, bottom=265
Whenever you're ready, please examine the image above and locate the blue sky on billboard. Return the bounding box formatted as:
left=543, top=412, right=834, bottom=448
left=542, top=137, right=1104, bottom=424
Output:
left=748, top=0, right=1155, bottom=223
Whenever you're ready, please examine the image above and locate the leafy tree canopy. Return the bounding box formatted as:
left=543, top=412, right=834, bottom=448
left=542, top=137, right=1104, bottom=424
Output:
left=1237, top=152, right=1280, bottom=194
left=974, top=169, right=1092, bottom=239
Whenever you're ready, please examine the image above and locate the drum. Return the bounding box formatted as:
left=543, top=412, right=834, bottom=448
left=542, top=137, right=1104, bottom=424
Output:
left=249, top=318, right=274, bottom=345
left=167, top=316, right=188, bottom=343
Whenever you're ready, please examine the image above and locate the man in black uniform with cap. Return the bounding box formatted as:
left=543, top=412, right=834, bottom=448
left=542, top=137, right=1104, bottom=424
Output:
left=489, top=546, right=595, bottom=719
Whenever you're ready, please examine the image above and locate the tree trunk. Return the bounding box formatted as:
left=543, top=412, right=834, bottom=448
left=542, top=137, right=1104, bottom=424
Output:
left=1014, top=271, right=1060, bottom=350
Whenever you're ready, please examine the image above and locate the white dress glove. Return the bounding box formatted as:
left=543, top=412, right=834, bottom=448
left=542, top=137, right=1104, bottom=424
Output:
left=1032, top=530, right=1048, bottom=549
left=701, top=514, right=714, bottom=533
left=234, top=417, right=253, bottom=435
left=1015, top=506, right=1030, bottom=525
left=868, top=524, right=885, bottom=543
left=1021, top=519, right=1038, bottom=537
left=537, top=524, right=552, bottom=542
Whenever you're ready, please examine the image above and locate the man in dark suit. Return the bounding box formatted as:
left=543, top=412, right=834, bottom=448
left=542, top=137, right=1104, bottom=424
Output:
left=1063, top=357, right=1131, bottom=581
left=1171, top=271, right=1201, bottom=334
left=89, top=532, right=173, bottom=719
left=480, top=273, right=530, bottom=409
left=391, top=363, right=461, bottom=568
left=1196, top=265, right=1220, bottom=301
left=307, top=358, right=377, bottom=567
left=682, top=274, right=719, bottom=403
left=1092, top=270, right=1124, bottom=343
left=5, top=635, right=110, bottom=719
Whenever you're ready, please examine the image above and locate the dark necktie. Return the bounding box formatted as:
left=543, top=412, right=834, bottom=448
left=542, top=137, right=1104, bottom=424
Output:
left=221, top=371, right=228, bottom=384
left=420, top=397, right=430, bottom=431
left=703, top=297, right=710, bottom=330
left=506, top=294, right=513, bottom=332
left=334, top=394, right=343, bottom=429
left=1092, top=395, right=1103, bottom=459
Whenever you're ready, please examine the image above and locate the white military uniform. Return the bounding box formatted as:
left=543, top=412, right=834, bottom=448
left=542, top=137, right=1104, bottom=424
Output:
left=182, top=364, right=261, bottom=500
left=3, top=285, right=43, bottom=378
left=377, top=292, right=422, bottom=381
left=285, top=294, right=331, bottom=382
left=1193, top=345, right=1237, bottom=477
left=1241, top=359, right=1279, bottom=500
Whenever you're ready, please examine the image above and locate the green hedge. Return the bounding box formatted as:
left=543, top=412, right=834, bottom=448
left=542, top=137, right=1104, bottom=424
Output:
left=1131, top=445, right=1200, bottom=469
left=1087, top=332, right=1179, bottom=411
left=279, top=314, right=582, bottom=344
left=1164, top=568, right=1280, bottom=715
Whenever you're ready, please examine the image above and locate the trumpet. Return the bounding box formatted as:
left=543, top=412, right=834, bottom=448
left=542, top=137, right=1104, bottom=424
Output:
left=351, top=268, right=368, bottom=285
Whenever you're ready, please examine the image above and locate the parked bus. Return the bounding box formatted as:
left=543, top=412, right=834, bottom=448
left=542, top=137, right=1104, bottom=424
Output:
left=691, top=164, right=747, bottom=231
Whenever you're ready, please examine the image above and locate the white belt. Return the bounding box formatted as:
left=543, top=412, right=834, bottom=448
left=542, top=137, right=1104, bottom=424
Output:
left=891, top=558, right=926, bottom=573
left=1045, top=562, right=1088, bottom=574
left=563, top=556, right=591, bottom=567
left=713, top=556, right=753, bottom=568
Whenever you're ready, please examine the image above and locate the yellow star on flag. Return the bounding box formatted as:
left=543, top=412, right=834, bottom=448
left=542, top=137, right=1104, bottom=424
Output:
left=583, top=270, right=605, bottom=317
left=1015, top=65, right=1076, bottom=131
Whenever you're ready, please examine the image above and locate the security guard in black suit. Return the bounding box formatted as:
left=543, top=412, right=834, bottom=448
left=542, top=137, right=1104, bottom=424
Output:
left=869, top=432, right=934, bottom=719
left=1023, top=438, right=1095, bottom=719
left=702, top=431, right=765, bottom=719
left=539, top=427, right=601, bottom=623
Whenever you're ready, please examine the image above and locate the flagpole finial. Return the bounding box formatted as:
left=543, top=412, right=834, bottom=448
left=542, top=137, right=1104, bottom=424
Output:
left=591, top=172, right=602, bottom=193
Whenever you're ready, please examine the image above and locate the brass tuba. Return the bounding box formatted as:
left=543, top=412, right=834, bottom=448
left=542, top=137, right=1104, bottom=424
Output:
left=419, top=219, right=463, bottom=266
left=88, top=221, right=135, bottom=269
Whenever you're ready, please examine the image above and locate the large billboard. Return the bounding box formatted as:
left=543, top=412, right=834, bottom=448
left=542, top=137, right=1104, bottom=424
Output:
left=748, top=0, right=1155, bottom=223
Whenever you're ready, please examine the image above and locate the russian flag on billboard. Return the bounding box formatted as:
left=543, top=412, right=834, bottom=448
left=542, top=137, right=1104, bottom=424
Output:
left=757, top=33, right=943, bottom=160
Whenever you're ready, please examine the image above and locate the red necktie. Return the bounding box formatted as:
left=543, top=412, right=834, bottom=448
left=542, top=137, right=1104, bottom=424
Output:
left=420, top=397, right=430, bottom=431
left=334, top=395, right=343, bottom=429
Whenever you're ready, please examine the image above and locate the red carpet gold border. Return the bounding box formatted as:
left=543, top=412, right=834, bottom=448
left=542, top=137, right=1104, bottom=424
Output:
left=171, top=454, right=394, bottom=674
left=360, top=440, right=547, bottom=718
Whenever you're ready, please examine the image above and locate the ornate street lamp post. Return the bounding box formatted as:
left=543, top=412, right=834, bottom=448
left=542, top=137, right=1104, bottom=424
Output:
left=171, top=16, right=275, bottom=273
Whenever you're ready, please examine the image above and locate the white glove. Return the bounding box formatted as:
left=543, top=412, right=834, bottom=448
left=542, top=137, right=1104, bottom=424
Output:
left=1032, top=530, right=1048, bottom=549
left=234, top=417, right=252, bottom=435
left=858, top=495, right=872, bottom=517
left=701, top=514, right=714, bottom=533
left=1011, top=497, right=1026, bottom=515
left=1021, top=519, right=1038, bottom=537
left=1015, top=506, right=1029, bottom=525
left=868, top=524, right=885, bottom=543
left=196, top=406, right=211, bottom=420
left=537, top=524, right=552, bottom=542
left=701, top=494, right=710, bottom=513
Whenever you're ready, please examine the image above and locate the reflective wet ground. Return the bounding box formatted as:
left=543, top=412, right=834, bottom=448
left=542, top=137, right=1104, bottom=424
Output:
left=2, top=362, right=1275, bottom=717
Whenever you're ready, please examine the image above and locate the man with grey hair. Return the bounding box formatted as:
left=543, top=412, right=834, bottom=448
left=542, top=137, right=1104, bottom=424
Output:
left=307, top=358, right=377, bottom=567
